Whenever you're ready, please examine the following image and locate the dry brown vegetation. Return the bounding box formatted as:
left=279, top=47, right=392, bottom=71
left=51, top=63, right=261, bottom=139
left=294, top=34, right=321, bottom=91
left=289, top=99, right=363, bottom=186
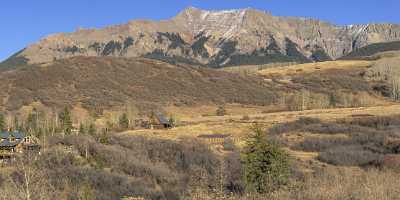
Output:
left=3, top=112, right=400, bottom=200
left=1, top=56, right=400, bottom=199
left=0, top=102, right=400, bottom=199
left=0, top=56, right=396, bottom=118
left=0, top=57, right=277, bottom=113
left=268, top=168, right=400, bottom=200
left=256, top=59, right=395, bottom=111
left=0, top=134, right=242, bottom=200
left=366, top=56, right=400, bottom=100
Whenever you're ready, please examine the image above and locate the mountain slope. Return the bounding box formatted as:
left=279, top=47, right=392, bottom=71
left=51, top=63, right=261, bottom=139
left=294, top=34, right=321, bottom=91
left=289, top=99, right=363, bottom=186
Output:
left=3, top=7, right=400, bottom=68
left=340, top=41, right=400, bottom=60
left=0, top=57, right=276, bottom=112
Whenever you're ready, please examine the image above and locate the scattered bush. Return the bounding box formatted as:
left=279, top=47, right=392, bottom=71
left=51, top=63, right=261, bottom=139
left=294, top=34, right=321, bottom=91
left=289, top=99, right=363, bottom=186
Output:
left=318, top=145, right=383, bottom=166
left=118, top=113, right=129, bottom=129
left=5, top=134, right=230, bottom=200
left=293, top=137, right=350, bottom=152
left=268, top=117, right=321, bottom=135
left=216, top=105, right=227, bottom=116
left=222, top=138, right=236, bottom=151
left=269, top=168, right=400, bottom=200
left=270, top=115, right=400, bottom=167
left=241, top=115, right=250, bottom=121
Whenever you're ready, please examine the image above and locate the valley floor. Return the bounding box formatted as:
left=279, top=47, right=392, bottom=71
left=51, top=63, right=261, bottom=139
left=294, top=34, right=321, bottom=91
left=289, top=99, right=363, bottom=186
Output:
left=124, top=103, right=400, bottom=139
left=121, top=103, right=400, bottom=174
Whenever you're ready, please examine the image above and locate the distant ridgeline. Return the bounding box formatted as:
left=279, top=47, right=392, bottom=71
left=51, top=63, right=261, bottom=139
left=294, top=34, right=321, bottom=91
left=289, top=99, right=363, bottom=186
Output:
left=2, top=8, right=400, bottom=69
left=1, top=40, right=400, bottom=70
left=0, top=37, right=335, bottom=69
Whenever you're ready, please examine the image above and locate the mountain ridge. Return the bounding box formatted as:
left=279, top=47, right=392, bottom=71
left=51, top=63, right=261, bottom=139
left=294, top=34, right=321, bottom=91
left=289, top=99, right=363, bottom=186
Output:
left=3, top=7, right=400, bottom=68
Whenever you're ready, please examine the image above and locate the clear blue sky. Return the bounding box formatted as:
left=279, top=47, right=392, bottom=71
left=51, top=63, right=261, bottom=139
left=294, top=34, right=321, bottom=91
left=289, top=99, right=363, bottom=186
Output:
left=1, top=0, right=399, bottom=61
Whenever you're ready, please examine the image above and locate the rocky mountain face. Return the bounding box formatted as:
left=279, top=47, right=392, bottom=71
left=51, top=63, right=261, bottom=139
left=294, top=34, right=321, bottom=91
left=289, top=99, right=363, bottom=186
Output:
left=4, top=7, right=400, bottom=68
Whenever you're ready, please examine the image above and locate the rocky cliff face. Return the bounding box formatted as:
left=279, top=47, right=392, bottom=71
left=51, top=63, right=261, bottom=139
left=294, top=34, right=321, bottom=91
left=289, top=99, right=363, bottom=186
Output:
left=6, top=7, right=400, bottom=67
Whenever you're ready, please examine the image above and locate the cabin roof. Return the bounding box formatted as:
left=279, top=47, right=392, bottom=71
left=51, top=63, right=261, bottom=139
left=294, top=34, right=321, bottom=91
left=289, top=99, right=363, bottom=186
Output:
left=0, top=139, right=19, bottom=147
left=155, top=112, right=170, bottom=125
left=0, top=131, right=25, bottom=140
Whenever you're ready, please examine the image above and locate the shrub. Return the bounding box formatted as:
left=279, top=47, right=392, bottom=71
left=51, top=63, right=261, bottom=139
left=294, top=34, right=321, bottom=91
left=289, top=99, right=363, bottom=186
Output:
left=168, top=115, right=176, bottom=128
left=222, top=138, right=236, bottom=151
left=241, top=115, right=250, bottom=121
left=302, top=123, right=351, bottom=134
left=270, top=168, right=400, bottom=200
left=293, top=137, right=351, bottom=152
left=268, top=117, right=321, bottom=135
left=224, top=151, right=245, bottom=194
left=29, top=134, right=226, bottom=200
left=118, top=113, right=129, bottom=129
left=318, top=145, right=383, bottom=166
left=216, top=105, right=227, bottom=116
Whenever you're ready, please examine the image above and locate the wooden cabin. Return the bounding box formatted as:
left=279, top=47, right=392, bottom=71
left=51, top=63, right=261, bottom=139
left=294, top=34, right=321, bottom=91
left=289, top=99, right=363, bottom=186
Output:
left=149, top=112, right=172, bottom=129
left=0, top=131, right=40, bottom=158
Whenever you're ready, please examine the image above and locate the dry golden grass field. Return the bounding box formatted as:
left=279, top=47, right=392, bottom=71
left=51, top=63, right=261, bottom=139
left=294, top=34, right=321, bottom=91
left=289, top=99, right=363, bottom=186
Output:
left=122, top=103, right=400, bottom=174
left=258, top=60, right=373, bottom=76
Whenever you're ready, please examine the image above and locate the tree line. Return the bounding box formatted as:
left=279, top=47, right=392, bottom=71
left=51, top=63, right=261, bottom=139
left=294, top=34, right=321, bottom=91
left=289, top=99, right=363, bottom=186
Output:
left=0, top=106, right=140, bottom=143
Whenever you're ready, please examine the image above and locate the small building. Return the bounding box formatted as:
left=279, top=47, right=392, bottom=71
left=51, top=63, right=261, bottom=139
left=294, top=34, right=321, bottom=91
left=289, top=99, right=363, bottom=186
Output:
left=149, top=112, right=172, bottom=129
left=0, top=131, right=40, bottom=159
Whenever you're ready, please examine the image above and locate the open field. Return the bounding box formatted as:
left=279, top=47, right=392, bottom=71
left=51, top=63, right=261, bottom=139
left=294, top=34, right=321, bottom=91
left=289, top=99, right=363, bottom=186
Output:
left=219, top=62, right=298, bottom=74
left=123, top=104, right=400, bottom=142
left=258, top=60, right=373, bottom=76
left=172, top=104, right=400, bottom=125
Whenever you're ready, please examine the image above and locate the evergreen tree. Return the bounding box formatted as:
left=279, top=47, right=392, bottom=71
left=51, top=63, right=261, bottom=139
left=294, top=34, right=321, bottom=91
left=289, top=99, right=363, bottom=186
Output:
left=79, top=123, right=86, bottom=135
left=0, top=113, right=5, bottom=131
left=88, top=123, right=96, bottom=136
left=242, top=124, right=290, bottom=194
left=26, top=113, right=36, bottom=135
left=118, top=113, right=129, bottom=129
left=168, top=115, right=176, bottom=128
left=37, top=127, right=43, bottom=139
left=99, top=129, right=109, bottom=144
left=60, top=107, right=73, bottom=135
left=13, top=116, right=19, bottom=131
left=329, top=93, right=337, bottom=108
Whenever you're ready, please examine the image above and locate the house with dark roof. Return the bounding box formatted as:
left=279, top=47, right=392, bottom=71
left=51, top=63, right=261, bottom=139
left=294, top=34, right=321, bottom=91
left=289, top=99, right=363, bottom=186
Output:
left=0, top=131, right=39, bottom=158
left=149, top=112, right=172, bottom=129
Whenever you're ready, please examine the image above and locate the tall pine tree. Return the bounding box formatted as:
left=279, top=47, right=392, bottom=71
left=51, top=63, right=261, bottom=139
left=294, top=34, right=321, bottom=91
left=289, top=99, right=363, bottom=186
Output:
left=88, top=123, right=96, bottom=136
left=0, top=113, right=5, bottom=131
left=79, top=123, right=86, bottom=135
left=118, top=113, right=129, bottom=129
left=13, top=116, right=19, bottom=131
left=26, top=113, right=36, bottom=135
left=242, top=124, right=290, bottom=194
left=60, top=107, right=73, bottom=135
